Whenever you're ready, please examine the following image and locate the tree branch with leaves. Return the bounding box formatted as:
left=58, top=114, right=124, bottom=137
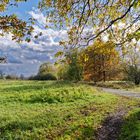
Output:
left=39, top=0, right=140, bottom=47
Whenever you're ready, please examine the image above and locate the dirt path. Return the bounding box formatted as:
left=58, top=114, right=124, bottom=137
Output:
left=99, top=88, right=140, bottom=98
left=95, top=88, right=140, bottom=140
left=96, top=109, right=127, bottom=140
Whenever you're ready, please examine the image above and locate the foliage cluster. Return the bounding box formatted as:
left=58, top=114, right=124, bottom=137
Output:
left=125, top=65, right=140, bottom=85
left=57, top=50, right=83, bottom=81
left=39, top=0, right=140, bottom=47
left=0, top=0, right=140, bottom=46
left=79, top=41, right=121, bottom=82
left=5, top=75, right=20, bottom=80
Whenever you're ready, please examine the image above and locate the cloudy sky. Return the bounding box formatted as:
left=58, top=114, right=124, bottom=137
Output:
left=0, top=0, right=68, bottom=77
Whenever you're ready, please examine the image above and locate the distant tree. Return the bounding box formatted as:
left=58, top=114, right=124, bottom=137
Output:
left=123, top=43, right=140, bottom=85
left=38, top=63, right=55, bottom=76
left=125, top=65, right=140, bottom=85
left=56, top=64, right=68, bottom=80
left=65, top=50, right=83, bottom=81
left=0, top=70, right=5, bottom=79
left=56, top=50, right=83, bottom=81
left=5, top=75, right=19, bottom=80
left=0, top=57, right=6, bottom=63
left=80, top=40, right=121, bottom=82
left=20, top=74, right=24, bottom=80
left=28, top=62, right=57, bottom=81
left=28, top=73, right=57, bottom=81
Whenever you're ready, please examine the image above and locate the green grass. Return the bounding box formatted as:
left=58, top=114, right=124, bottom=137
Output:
left=0, top=80, right=139, bottom=139
left=119, top=108, right=140, bottom=140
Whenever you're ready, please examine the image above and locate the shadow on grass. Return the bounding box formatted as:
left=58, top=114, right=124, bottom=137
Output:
left=0, top=117, right=96, bottom=139
left=0, top=121, right=33, bottom=139
left=0, top=81, right=74, bottom=93
left=78, top=126, right=95, bottom=139
left=119, top=109, right=140, bottom=140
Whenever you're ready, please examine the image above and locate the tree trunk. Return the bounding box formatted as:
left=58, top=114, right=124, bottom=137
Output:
left=103, top=71, right=106, bottom=82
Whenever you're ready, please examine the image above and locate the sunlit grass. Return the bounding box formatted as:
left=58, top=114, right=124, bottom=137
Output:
left=0, top=80, right=139, bottom=139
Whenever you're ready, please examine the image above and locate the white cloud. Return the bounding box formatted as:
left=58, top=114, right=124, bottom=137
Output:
left=28, top=10, right=46, bottom=25
left=118, top=22, right=125, bottom=29
left=137, top=39, right=140, bottom=46
left=101, top=33, right=109, bottom=42
left=0, top=9, right=68, bottom=76
left=132, top=38, right=137, bottom=44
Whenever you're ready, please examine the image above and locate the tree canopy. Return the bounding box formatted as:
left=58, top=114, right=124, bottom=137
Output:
left=80, top=40, right=121, bottom=81
left=0, top=0, right=33, bottom=42
left=39, top=0, right=140, bottom=47
left=0, top=0, right=140, bottom=45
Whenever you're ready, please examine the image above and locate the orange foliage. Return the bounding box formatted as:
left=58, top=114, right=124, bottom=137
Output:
left=80, top=40, right=121, bottom=82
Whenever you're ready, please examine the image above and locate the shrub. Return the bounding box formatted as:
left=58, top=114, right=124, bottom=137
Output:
left=125, top=65, right=140, bottom=85
left=29, top=73, right=57, bottom=81
left=38, top=63, right=55, bottom=75
left=5, top=75, right=19, bottom=80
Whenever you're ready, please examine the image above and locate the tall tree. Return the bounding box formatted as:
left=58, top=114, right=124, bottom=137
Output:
left=56, top=50, right=83, bottom=81
left=123, top=41, right=140, bottom=84
left=80, top=40, right=121, bottom=82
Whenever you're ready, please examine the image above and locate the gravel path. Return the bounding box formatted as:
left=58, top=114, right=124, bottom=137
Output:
left=100, top=88, right=140, bottom=98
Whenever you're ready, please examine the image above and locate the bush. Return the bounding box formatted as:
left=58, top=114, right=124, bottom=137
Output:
left=29, top=73, right=57, bottom=81
left=5, top=75, right=19, bottom=80
left=125, top=65, right=140, bottom=85
left=38, top=63, right=55, bottom=76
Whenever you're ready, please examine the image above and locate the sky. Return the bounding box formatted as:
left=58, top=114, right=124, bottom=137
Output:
left=0, top=0, right=67, bottom=77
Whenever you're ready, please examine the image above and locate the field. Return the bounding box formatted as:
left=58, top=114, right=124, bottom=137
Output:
left=0, top=80, right=139, bottom=140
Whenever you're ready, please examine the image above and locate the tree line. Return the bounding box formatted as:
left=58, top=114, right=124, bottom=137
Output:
left=30, top=40, right=140, bottom=85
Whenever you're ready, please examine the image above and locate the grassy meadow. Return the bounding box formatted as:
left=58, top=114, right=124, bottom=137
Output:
left=0, top=80, right=139, bottom=139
